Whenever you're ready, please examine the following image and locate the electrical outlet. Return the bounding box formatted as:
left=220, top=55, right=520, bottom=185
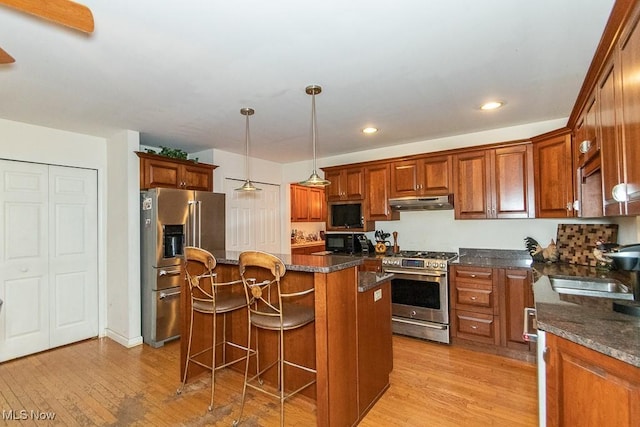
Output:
left=374, top=289, right=382, bottom=301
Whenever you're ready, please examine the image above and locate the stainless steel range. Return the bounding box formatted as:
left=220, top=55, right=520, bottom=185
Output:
left=382, top=250, right=458, bottom=344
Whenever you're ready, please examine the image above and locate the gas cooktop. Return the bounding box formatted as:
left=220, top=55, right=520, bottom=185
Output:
left=386, top=251, right=458, bottom=261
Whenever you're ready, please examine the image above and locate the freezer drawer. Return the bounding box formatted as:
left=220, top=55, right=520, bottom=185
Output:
left=154, top=287, right=181, bottom=346
left=155, top=265, right=182, bottom=290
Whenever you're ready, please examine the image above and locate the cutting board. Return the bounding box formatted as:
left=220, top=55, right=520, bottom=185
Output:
left=556, top=223, right=618, bottom=266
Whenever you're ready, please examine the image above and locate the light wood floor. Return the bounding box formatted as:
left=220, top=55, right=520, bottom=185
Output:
left=0, top=335, right=538, bottom=426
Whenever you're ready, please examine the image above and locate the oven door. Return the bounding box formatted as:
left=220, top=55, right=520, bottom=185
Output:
left=387, top=270, right=448, bottom=324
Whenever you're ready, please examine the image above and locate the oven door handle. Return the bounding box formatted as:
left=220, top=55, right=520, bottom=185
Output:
left=383, top=269, right=444, bottom=278
left=392, top=317, right=447, bottom=330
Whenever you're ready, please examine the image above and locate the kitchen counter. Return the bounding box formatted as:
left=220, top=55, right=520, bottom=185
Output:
left=532, top=262, right=640, bottom=368
left=181, top=249, right=391, bottom=426
left=454, top=248, right=533, bottom=269
left=210, top=250, right=363, bottom=273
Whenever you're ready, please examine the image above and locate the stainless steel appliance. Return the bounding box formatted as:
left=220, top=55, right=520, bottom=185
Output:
left=382, top=250, right=458, bottom=344
left=140, top=187, right=225, bottom=347
left=388, top=194, right=454, bottom=211
left=324, top=232, right=371, bottom=254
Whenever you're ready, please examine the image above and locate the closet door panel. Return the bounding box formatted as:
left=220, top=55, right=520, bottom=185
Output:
left=0, top=161, right=49, bottom=361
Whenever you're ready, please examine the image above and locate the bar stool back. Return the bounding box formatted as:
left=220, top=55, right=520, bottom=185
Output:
left=233, top=250, right=316, bottom=427
left=177, top=246, right=252, bottom=412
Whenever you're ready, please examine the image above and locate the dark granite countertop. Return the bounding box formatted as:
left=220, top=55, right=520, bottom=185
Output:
left=358, top=271, right=394, bottom=292
left=453, top=248, right=533, bottom=269
left=532, top=262, right=640, bottom=368
left=209, top=250, right=363, bottom=274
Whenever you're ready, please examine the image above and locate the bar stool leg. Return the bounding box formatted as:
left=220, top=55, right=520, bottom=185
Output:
left=233, top=312, right=252, bottom=426
left=209, top=312, right=217, bottom=411
left=177, top=308, right=195, bottom=395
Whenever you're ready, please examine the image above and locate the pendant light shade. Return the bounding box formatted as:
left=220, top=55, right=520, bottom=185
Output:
left=299, top=85, right=331, bottom=187
left=235, top=107, right=262, bottom=192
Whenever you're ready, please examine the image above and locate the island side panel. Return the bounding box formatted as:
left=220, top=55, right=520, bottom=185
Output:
left=314, top=266, right=359, bottom=427
left=357, top=279, right=393, bottom=414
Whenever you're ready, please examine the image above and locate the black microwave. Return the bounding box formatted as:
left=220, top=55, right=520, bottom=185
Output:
left=325, top=232, right=370, bottom=254
left=328, top=202, right=363, bottom=229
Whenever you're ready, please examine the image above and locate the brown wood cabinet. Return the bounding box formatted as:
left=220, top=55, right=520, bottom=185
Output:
left=389, top=154, right=452, bottom=198
left=364, top=163, right=399, bottom=221
left=450, top=265, right=499, bottom=345
left=357, top=280, right=392, bottom=413
left=291, top=184, right=325, bottom=222
left=453, top=144, right=534, bottom=219
left=451, top=265, right=534, bottom=358
left=324, top=166, right=365, bottom=202
left=498, top=268, right=533, bottom=351
left=137, top=152, right=216, bottom=191
left=545, top=333, right=640, bottom=427
left=532, top=129, right=575, bottom=218
left=599, top=59, right=624, bottom=216
left=617, top=3, right=640, bottom=215
left=291, top=243, right=325, bottom=254
left=568, top=0, right=640, bottom=218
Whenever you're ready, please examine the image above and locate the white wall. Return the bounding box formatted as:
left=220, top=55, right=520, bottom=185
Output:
left=106, top=131, right=143, bottom=347
left=0, top=118, right=111, bottom=339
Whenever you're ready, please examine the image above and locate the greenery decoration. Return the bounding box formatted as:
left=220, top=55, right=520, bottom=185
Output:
left=145, top=146, right=197, bottom=162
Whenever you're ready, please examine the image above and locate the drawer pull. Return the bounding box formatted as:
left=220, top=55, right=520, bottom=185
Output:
left=470, top=274, right=476, bottom=278
left=470, top=296, right=477, bottom=300
left=471, top=325, right=478, bottom=329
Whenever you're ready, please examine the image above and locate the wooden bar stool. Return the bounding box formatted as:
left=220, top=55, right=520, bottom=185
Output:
left=177, top=246, right=254, bottom=412
left=233, top=251, right=316, bottom=427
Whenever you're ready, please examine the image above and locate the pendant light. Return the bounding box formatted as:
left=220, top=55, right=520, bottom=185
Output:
left=235, top=107, right=262, bottom=192
left=299, top=85, right=331, bottom=187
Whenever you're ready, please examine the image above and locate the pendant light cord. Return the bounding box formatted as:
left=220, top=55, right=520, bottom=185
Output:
left=311, top=91, right=318, bottom=173
left=245, top=112, right=251, bottom=180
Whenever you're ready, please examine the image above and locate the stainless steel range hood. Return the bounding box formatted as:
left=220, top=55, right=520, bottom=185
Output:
left=389, top=194, right=454, bottom=211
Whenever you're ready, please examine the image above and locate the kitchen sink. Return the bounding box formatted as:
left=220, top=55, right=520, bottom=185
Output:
left=549, top=275, right=634, bottom=300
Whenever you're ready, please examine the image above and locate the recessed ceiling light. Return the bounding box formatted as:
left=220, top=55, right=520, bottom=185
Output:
left=480, top=101, right=504, bottom=111
left=362, top=127, right=378, bottom=134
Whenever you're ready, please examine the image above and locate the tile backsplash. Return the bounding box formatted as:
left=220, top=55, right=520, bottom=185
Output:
left=556, top=223, right=618, bottom=266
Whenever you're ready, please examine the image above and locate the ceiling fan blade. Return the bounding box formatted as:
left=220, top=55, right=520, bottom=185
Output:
left=0, top=0, right=94, bottom=33
left=0, top=46, right=15, bottom=64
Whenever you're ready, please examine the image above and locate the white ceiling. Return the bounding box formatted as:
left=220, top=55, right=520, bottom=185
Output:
left=0, top=1, right=615, bottom=163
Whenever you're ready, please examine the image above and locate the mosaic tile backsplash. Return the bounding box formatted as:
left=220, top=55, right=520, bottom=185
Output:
left=556, top=224, right=618, bottom=266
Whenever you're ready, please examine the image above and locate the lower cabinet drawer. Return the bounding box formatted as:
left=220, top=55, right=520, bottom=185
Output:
left=452, top=310, right=499, bottom=345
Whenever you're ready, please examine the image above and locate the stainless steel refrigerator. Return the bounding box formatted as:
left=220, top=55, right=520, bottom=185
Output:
left=140, top=187, right=225, bottom=347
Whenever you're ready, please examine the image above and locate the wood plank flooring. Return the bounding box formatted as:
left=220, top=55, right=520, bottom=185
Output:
left=0, top=335, right=537, bottom=426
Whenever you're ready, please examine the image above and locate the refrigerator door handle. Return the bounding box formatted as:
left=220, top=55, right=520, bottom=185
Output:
left=187, top=200, right=197, bottom=247
left=197, top=200, right=202, bottom=248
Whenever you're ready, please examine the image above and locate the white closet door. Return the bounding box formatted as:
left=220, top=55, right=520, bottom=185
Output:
left=0, top=161, right=50, bottom=361
left=0, top=161, right=98, bottom=362
left=225, top=179, right=281, bottom=253
left=48, top=165, right=98, bottom=347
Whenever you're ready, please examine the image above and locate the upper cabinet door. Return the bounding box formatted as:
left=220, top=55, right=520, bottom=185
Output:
left=390, top=155, right=452, bottom=198
left=532, top=130, right=575, bottom=218
left=493, top=144, right=535, bottom=219
left=324, top=166, right=364, bottom=201
left=453, top=145, right=534, bottom=219
left=365, top=163, right=398, bottom=221
left=618, top=5, right=640, bottom=215
left=453, top=150, right=491, bottom=219
left=598, top=60, right=624, bottom=217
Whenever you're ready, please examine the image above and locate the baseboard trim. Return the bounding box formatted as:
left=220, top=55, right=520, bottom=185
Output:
left=105, top=329, right=143, bottom=348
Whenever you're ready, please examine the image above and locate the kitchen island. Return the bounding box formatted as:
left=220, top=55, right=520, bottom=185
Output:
left=179, top=251, right=394, bottom=427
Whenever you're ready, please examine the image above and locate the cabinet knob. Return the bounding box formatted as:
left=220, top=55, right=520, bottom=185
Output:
left=612, top=183, right=629, bottom=202
left=579, top=140, right=591, bottom=154
left=471, top=325, right=478, bottom=329
left=470, top=274, right=476, bottom=278
left=543, top=347, right=550, bottom=364
left=470, top=296, right=477, bottom=300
